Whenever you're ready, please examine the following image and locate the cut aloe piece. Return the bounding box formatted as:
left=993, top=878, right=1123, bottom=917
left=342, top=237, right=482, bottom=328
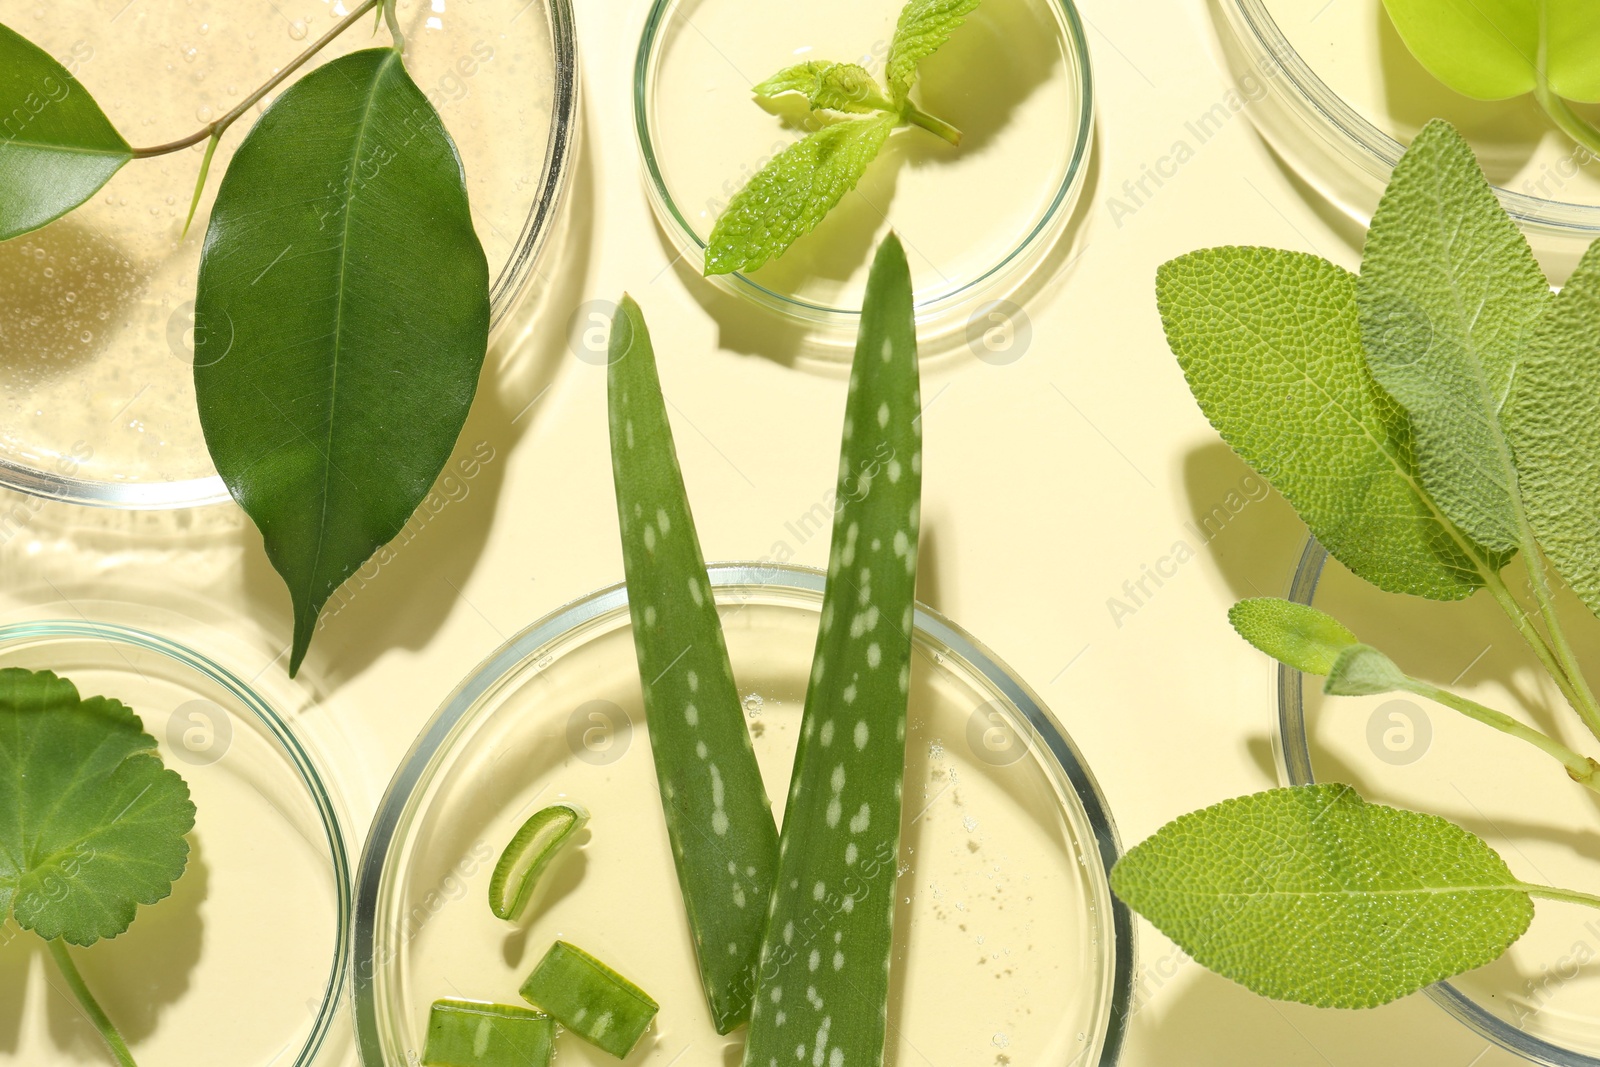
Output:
left=519, top=940, right=659, bottom=1059
left=742, top=235, right=923, bottom=1066
left=423, top=999, right=552, bottom=1067
left=605, top=295, right=780, bottom=1031
left=488, top=801, right=588, bottom=921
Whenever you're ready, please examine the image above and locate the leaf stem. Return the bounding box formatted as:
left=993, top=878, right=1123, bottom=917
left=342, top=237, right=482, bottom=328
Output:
left=1402, top=676, right=1600, bottom=792
left=46, top=939, right=137, bottom=1067
left=129, top=0, right=381, bottom=159
left=1523, top=540, right=1600, bottom=742
left=1535, top=81, right=1600, bottom=160
left=1479, top=564, right=1600, bottom=732
left=1522, top=883, right=1600, bottom=910
left=903, top=105, right=962, bottom=146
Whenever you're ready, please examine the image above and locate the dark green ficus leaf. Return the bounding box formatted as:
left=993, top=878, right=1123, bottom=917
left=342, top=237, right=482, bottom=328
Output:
left=195, top=49, right=490, bottom=675
left=0, top=23, right=131, bottom=242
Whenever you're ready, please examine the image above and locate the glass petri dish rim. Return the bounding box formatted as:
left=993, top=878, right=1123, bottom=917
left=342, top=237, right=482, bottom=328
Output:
left=352, top=561, right=1134, bottom=1066
left=631, top=0, right=1096, bottom=332
left=1277, top=534, right=1600, bottom=1067
left=0, top=618, right=355, bottom=1067
left=1222, top=0, right=1600, bottom=236
left=15, top=0, right=581, bottom=513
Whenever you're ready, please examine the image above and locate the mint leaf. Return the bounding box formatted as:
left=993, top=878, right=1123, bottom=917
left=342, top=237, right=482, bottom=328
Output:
left=1380, top=0, right=1600, bottom=103
left=1111, top=784, right=1534, bottom=1008
left=1505, top=241, right=1600, bottom=620
left=0, top=23, right=132, bottom=242
left=887, top=0, right=985, bottom=102
left=755, top=61, right=893, bottom=114
left=704, top=112, right=895, bottom=276
left=0, top=668, right=195, bottom=946
left=195, top=49, right=491, bottom=676
left=606, top=295, right=779, bottom=1033
left=1228, top=598, right=1359, bottom=676
left=1157, top=246, right=1484, bottom=601
left=1357, top=119, right=1549, bottom=559
left=1325, top=644, right=1409, bottom=697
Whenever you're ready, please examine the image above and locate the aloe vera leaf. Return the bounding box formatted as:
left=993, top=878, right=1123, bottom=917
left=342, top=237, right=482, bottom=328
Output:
left=519, top=941, right=658, bottom=1059
left=423, top=1000, right=552, bottom=1067
left=487, top=801, right=587, bottom=922
left=605, top=296, right=780, bottom=1033
left=743, top=234, right=922, bottom=1067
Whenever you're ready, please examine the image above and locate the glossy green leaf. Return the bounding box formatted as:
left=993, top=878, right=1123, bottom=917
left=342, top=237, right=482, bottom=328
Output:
left=1157, top=246, right=1485, bottom=601
left=755, top=61, right=893, bottom=113
left=0, top=669, right=195, bottom=946
left=606, top=295, right=779, bottom=1033
left=1325, top=644, right=1410, bottom=697
left=0, top=23, right=131, bottom=242
left=744, top=235, right=922, bottom=1067
left=520, top=941, right=658, bottom=1059
left=1228, top=598, right=1359, bottom=676
left=424, top=1000, right=552, bottom=1067
left=1111, top=784, right=1534, bottom=1008
left=1357, top=120, right=1549, bottom=559
left=194, top=49, right=490, bottom=676
left=704, top=112, right=895, bottom=276
left=1506, top=241, right=1600, bottom=620
left=1381, top=0, right=1600, bottom=103
left=887, top=0, right=986, bottom=101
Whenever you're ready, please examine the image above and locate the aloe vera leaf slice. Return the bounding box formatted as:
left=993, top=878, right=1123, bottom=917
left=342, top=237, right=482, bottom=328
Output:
left=742, top=234, right=923, bottom=1066
left=487, top=801, right=588, bottom=921
left=423, top=999, right=552, bottom=1067
left=519, top=941, right=659, bottom=1059
left=605, top=295, right=781, bottom=1032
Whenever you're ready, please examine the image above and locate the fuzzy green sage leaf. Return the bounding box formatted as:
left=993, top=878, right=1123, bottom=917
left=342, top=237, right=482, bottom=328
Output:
left=1228, top=598, right=1359, bottom=676
left=488, top=802, right=588, bottom=922
left=0, top=23, right=132, bottom=242
left=1111, top=784, right=1534, bottom=1008
left=743, top=234, right=922, bottom=1067
left=1356, top=119, right=1549, bottom=560
left=1505, top=240, right=1600, bottom=621
left=195, top=48, right=490, bottom=676
left=423, top=1000, right=552, bottom=1067
left=607, top=295, right=779, bottom=1032
left=1158, top=246, right=1482, bottom=601
left=520, top=941, right=659, bottom=1059
left=0, top=668, right=195, bottom=947
left=1324, top=644, right=1410, bottom=697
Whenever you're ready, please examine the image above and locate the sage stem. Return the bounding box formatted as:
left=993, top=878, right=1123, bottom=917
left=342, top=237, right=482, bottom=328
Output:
left=1401, top=677, right=1600, bottom=793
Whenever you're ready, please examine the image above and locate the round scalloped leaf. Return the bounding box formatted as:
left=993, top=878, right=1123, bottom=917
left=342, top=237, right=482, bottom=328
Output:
left=0, top=668, right=196, bottom=946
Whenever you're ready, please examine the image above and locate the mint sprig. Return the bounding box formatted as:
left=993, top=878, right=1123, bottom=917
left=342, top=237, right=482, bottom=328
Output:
left=704, top=0, right=983, bottom=276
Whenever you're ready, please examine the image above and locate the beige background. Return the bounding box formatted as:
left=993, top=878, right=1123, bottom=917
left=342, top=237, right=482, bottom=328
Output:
left=0, top=0, right=1545, bottom=1064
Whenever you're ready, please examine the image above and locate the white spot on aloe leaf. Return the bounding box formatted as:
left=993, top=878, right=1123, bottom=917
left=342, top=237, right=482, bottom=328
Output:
left=877, top=402, right=889, bottom=427
left=657, top=507, right=671, bottom=535
left=867, top=643, right=881, bottom=668
left=685, top=704, right=698, bottom=726
left=854, top=721, right=868, bottom=749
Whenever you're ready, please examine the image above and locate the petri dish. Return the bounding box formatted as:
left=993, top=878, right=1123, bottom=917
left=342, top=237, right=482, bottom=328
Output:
left=1, top=0, right=578, bottom=509
left=0, top=620, right=354, bottom=1067
left=1280, top=535, right=1600, bottom=1066
left=354, top=563, right=1132, bottom=1066
left=1215, top=0, right=1600, bottom=280
left=635, top=0, right=1094, bottom=337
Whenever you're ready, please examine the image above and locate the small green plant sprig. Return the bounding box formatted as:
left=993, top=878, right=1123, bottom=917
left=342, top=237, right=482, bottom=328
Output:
left=1113, top=118, right=1600, bottom=1009
left=1382, top=0, right=1600, bottom=155
left=0, top=2, right=491, bottom=676
left=0, top=669, right=197, bottom=1066
left=704, top=0, right=984, bottom=276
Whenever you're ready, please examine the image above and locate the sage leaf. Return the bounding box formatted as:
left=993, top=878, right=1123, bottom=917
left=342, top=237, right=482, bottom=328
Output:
left=704, top=112, right=895, bottom=276
left=1380, top=0, right=1600, bottom=102
left=756, top=61, right=893, bottom=114
left=606, top=295, right=780, bottom=1032
left=0, top=23, right=131, bottom=242
left=1324, top=644, right=1409, bottom=697
left=1505, top=241, right=1600, bottom=621
left=0, top=668, right=195, bottom=946
left=744, top=235, right=922, bottom=1067
left=1228, top=598, right=1359, bottom=676
left=1157, top=246, right=1485, bottom=601
left=1357, top=119, right=1549, bottom=559
left=195, top=49, right=490, bottom=676
left=887, top=0, right=985, bottom=102
left=1111, top=784, right=1534, bottom=1008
